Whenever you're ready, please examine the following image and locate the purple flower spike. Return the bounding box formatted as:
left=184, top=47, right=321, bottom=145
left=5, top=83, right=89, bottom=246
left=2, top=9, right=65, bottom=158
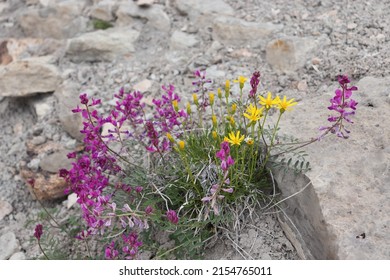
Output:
left=34, top=224, right=43, bottom=241
left=249, top=71, right=261, bottom=98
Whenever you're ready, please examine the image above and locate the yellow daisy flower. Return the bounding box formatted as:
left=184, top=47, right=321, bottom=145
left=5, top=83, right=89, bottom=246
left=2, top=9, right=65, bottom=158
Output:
left=233, top=76, right=248, bottom=89
left=259, top=92, right=280, bottom=110
left=224, top=131, right=245, bottom=146
left=277, top=96, right=298, bottom=113
left=243, top=104, right=264, bottom=123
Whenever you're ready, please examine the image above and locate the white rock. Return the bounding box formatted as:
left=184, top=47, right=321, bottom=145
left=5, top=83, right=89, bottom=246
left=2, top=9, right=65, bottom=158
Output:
left=116, top=2, right=170, bottom=32
left=170, top=31, right=199, bottom=49
left=212, top=16, right=283, bottom=48
left=30, top=95, right=54, bottom=120
left=266, top=36, right=330, bottom=73
left=0, top=200, right=13, bottom=221
left=175, top=0, right=234, bottom=17
left=67, top=193, right=78, bottom=209
left=0, top=232, right=19, bottom=260
left=9, top=252, right=26, bottom=260
left=0, top=61, right=62, bottom=97
left=54, top=81, right=84, bottom=141
left=66, top=28, right=140, bottom=62
left=133, top=79, right=153, bottom=92
left=39, top=150, right=74, bottom=173
left=27, top=158, right=41, bottom=171
left=18, top=2, right=89, bottom=39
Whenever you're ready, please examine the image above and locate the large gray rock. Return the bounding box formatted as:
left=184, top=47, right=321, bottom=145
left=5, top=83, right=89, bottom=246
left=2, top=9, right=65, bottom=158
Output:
left=0, top=232, right=19, bottom=260
left=116, top=2, right=170, bottom=32
left=212, top=16, right=283, bottom=47
left=271, top=76, right=390, bottom=259
left=266, top=36, right=330, bottom=73
left=17, top=1, right=88, bottom=39
left=170, top=31, right=199, bottom=49
left=40, top=150, right=73, bottom=173
left=175, top=0, right=234, bottom=17
left=54, top=81, right=84, bottom=141
left=0, top=60, right=62, bottom=97
left=66, top=28, right=140, bottom=62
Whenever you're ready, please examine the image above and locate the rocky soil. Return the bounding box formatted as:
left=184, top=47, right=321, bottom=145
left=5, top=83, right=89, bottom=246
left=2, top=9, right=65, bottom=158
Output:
left=0, top=0, right=389, bottom=260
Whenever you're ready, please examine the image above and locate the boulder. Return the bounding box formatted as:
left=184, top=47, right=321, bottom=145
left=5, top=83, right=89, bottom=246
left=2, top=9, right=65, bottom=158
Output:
left=270, top=76, right=390, bottom=259
left=39, top=150, right=74, bottom=174
left=212, top=16, right=283, bottom=48
left=66, top=28, right=140, bottom=62
left=17, top=2, right=88, bottom=39
left=0, top=60, right=61, bottom=97
left=54, top=81, right=84, bottom=141
left=175, top=0, right=234, bottom=17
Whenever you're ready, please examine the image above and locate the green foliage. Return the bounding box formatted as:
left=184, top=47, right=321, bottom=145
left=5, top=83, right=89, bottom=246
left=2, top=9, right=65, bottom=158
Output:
left=92, top=19, right=113, bottom=30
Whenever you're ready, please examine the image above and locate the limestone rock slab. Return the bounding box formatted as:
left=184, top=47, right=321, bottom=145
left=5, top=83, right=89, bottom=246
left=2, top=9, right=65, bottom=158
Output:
left=272, top=76, right=390, bottom=259
left=0, top=61, right=61, bottom=97
left=66, top=28, right=140, bottom=62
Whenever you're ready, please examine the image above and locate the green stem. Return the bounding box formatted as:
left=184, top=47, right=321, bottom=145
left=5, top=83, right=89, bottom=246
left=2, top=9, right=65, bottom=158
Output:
left=262, top=112, right=282, bottom=169
left=38, top=240, right=49, bottom=260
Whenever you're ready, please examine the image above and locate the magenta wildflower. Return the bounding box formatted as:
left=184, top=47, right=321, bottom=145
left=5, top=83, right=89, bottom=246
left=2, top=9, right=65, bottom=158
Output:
left=34, top=224, right=43, bottom=241
left=320, top=74, right=358, bottom=139
left=105, top=241, right=119, bottom=260
left=166, top=210, right=179, bottom=224
left=249, top=71, right=261, bottom=98
left=122, top=232, right=142, bottom=260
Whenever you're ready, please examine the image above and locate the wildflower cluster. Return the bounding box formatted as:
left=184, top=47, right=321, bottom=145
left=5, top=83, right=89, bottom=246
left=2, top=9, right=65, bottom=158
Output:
left=54, top=69, right=358, bottom=259
left=320, top=75, right=358, bottom=139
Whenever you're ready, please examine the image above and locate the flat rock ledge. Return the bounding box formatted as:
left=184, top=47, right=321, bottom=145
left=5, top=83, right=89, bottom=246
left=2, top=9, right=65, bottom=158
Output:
left=271, top=76, right=390, bottom=259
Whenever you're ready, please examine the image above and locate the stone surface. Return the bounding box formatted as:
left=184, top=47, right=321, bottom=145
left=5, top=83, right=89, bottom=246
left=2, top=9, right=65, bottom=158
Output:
left=39, top=150, right=73, bottom=173
left=272, top=76, right=390, bottom=259
left=1, top=38, right=63, bottom=63
left=212, top=16, right=283, bottom=47
left=54, top=81, right=84, bottom=141
left=0, top=60, right=62, bottom=97
left=29, top=94, right=55, bottom=120
left=133, top=79, right=153, bottom=92
left=170, top=30, right=199, bottom=49
left=9, top=252, right=26, bottom=260
left=0, top=232, right=19, bottom=260
left=66, top=28, right=140, bottom=62
left=20, top=168, right=68, bottom=200
left=116, top=2, right=170, bottom=32
left=89, top=0, right=117, bottom=21
left=175, top=0, right=234, bottom=17
left=266, top=36, right=330, bottom=73
left=0, top=200, right=13, bottom=221
left=17, top=2, right=88, bottom=39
